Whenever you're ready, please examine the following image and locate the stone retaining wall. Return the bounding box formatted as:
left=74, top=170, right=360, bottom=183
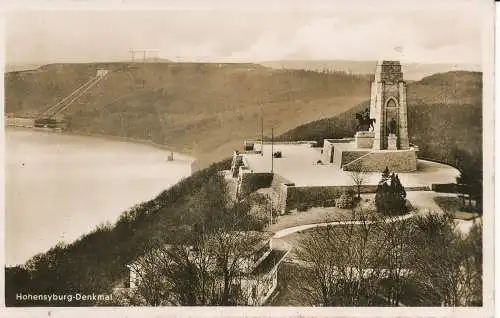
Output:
left=277, top=182, right=429, bottom=213
left=278, top=184, right=379, bottom=214
left=239, top=172, right=274, bottom=197
left=322, top=142, right=334, bottom=163
left=343, top=149, right=417, bottom=172
left=341, top=151, right=370, bottom=167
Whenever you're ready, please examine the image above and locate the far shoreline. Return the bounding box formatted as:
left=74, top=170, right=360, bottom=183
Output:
left=6, top=125, right=199, bottom=171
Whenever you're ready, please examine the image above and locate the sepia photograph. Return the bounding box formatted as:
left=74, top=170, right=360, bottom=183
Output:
left=1, top=0, right=495, bottom=316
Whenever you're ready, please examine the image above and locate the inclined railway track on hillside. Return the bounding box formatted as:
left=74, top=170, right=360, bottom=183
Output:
left=35, top=69, right=109, bottom=128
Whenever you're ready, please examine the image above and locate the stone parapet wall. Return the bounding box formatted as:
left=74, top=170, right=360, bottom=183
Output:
left=278, top=184, right=379, bottom=213
left=338, top=150, right=370, bottom=167
left=270, top=174, right=292, bottom=192
left=332, top=147, right=343, bottom=167
left=324, top=138, right=355, bottom=143
left=239, top=172, right=274, bottom=197
left=277, top=182, right=430, bottom=213
left=324, top=139, right=354, bottom=165
left=322, top=142, right=333, bottom=163
left=343, top=149, right=417, bottom=172
left=244, top=140, right=317, bottom=146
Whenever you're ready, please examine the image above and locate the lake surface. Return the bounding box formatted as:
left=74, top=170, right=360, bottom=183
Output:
left=5, top=128, right=193, bottom=266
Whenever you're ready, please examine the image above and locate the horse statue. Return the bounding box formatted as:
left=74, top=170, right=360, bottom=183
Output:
left=355, top=108, right=376, bottom=131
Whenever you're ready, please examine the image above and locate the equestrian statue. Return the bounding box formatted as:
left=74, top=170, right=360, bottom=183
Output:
left=355, top=108, right=376, bottom=131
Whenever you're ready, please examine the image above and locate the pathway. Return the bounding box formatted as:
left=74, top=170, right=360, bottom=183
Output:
left=271, top=212, right=416, bottom=252
left=270, top=191, right=473, bottom=252
left=272, top=212, right=414, bottom=239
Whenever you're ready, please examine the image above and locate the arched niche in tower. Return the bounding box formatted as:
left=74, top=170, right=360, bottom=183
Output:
left=385, top=97, right=398, bottom=108
left=384, top=97, right=400, bottom=142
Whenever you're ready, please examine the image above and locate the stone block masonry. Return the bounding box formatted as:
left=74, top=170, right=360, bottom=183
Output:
left=239, top=172, right=274, bottom=197
left=355, top=131, right=374, bottom=149
left=343, top=149, right=417, bottom=173
left=277, top=181, right=429, bottom=213
left=322, top=142, right=334, bottom=163
left=387, top=134, right=397, bottom=150
left=278, top=183, right=379, bottom=214
left=340, top=151, right=370, bottom=167
left=370, top=61, right=410, bottom=151
left=322, top=138, right=354, bottom=164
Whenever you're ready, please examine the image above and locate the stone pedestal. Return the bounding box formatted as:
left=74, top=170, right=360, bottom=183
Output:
left=387, top=134, right=397, bottom=150
left=354, top=131, right=375, bottom=149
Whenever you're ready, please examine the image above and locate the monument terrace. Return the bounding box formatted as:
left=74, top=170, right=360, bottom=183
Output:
left=225, top=61, right=460, bottom=214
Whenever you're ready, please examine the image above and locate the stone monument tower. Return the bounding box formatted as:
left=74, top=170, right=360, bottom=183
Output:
left=369, top=61, right=410, bottom=150
left=323, top=60, right=417, bottom=172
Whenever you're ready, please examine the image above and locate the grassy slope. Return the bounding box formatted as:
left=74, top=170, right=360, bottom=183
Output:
left=6, top=62, right=371, bottom=168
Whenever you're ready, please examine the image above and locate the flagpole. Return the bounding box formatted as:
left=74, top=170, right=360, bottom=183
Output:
left=261, top=107, right=264, bottom=156
left=271, top=127, right=274, bottom=174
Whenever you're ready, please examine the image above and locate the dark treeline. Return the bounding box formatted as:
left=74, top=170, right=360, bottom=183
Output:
left=5, top=158, right=267, bottom=306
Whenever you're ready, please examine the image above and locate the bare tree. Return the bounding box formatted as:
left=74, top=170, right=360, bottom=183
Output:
left=208, top=229, right=266, bottom=305
left=294, top=207, right=386, bottom=306
left=125, top=235, right=218, bottom=306
left=349, top=164, right=367, bottom=200
left=408, top=213, right=482, bottom=306
left=378, top=217, right=414, bottom=306
left=123, top=207, right=267, bottom=306
left=294, top=208, right=482, bottom=307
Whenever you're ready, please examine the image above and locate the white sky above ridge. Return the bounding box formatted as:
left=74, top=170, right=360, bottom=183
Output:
left=5, top=7, right=485, bottom=65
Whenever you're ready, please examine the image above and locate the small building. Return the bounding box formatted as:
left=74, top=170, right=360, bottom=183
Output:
left=96, top=69, right=109, bottom=77
left=124, top=231, right=289, bottom=306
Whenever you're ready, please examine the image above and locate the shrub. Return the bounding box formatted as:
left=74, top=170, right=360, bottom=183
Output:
left=375, top=171, right=408, bottom=216
left=335, top=191, right=355, bottom=209
left=297, top=203, right=311, bottom=212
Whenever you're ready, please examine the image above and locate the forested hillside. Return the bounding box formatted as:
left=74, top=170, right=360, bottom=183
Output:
left=6, top=62, right=371, bottom=168
left=278, top=71, right=482, bottom=168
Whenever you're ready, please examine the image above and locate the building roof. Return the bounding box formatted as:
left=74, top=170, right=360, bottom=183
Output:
left=127, top=231, right=273, bottom=268
left=227, top=231, right=273, bottom=252
left=251, top=249, right=289, bottom=276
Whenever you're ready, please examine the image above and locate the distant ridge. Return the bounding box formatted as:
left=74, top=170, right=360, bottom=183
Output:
left=259, top=60, right=481, bottom=81
left=5, top=63, right=43, bottom=73
left=5, top=62, right=481, bottom=169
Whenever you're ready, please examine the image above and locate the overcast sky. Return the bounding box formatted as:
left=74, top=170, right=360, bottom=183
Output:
left=5, top=6, right=487, bottom=65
